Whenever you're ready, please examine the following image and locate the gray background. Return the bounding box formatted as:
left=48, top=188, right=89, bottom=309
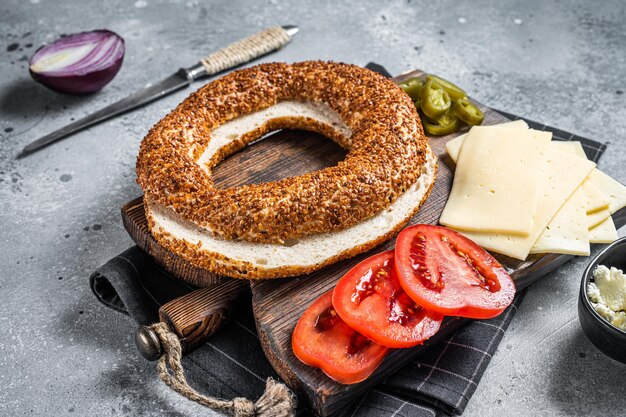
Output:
left=1, top=0, right=625, bottom=415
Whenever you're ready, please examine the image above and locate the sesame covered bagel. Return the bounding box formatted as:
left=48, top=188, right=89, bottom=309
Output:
left=137, top=61, right=437, bottom=279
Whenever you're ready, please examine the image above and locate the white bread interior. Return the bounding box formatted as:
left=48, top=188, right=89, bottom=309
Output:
left=147, top=100, right=436, bottom=273
left=197, top=100, right=352, bottom=169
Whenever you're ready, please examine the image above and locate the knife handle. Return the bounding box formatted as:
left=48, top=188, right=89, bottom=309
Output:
left=135, top=279, right=249, bottom=361
left=183, top=25, right=298, bottom=81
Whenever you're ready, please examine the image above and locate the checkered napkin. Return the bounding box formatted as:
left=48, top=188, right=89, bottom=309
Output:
left=345, top=296, right=525, bottom=417
left=90, top=66, right=607, bottom=416
left=91, top=248, right=527, bottom=417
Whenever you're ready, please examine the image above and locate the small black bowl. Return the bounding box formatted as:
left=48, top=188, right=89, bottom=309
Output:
left=578, top=237, right=626, bottom=363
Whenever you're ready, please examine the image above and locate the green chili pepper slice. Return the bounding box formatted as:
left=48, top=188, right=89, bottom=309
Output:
left=426, top=74, right=466, bottom=100
left=422, top=111, right=461, bottom=136
left=398, top=77, right=424, bottom=101
left=421, top=80, right=451, bottom=120
left=452, top=98, right=484, bottom=125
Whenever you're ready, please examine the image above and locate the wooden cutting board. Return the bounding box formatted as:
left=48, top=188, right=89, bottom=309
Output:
left=121, top=69, right=626, bottom=416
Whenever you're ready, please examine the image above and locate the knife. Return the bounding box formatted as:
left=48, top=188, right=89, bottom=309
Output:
left=19, top=25, right=300, bottom=157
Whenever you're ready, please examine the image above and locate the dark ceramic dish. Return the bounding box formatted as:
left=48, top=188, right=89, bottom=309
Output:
left=578, top=237, right=626, bottom=363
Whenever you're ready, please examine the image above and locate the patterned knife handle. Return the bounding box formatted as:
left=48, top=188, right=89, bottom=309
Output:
left=182, top=25, right=299, bottom=81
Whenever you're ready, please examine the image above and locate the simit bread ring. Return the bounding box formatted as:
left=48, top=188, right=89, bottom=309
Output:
left=136, top=61, right=437, bottom=279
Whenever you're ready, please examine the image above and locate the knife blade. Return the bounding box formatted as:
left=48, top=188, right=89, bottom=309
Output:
left=19, top=25, right=299, bottom=157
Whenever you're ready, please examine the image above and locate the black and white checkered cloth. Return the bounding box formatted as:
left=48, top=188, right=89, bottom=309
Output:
left=90, top=66, right=608, bottom=416
left=345, top=294, right=524, bottom=416
left=92, top=249, right=527, bottom=417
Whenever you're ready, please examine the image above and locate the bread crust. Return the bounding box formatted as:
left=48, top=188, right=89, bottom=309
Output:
left=136, top=61, right=428, bottom=244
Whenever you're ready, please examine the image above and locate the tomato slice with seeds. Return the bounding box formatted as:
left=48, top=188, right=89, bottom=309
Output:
left=332, top=251, right=443, bottom=348
left=395, top=225, right=516, bottom=319
left=292, top=291, right=388, bottom=384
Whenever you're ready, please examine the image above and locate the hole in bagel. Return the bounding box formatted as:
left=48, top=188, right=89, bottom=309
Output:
left=212, top=129, right=347, bottom=189
left=196, top=101, right=352, bottom=190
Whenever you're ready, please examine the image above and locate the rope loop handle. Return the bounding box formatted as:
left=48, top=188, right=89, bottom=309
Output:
left=201, top=26, right=291, bottom=76
left=150, top=322, right=296, bottom=417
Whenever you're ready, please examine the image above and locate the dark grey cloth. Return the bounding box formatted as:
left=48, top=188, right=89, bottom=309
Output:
left=90, top=247, right=524, bottom=417
left=378, top=298, right=523, bottom=415
left=90, top=248, right=192, bottom=324
left=90, top=64, right=608, bottom=416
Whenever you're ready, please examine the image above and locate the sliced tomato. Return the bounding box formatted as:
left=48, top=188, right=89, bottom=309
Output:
left=395, top=224, right=516, bottom=319
left=292, top=291, right=388, bottom=384
left=332, top=251, right=443, bottom=348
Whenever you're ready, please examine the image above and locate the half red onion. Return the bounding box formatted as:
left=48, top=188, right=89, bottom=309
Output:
left=29, top=29, right=125, bottom=94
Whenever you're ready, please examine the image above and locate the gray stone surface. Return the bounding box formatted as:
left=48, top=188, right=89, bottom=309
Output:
left=1, top=0, right=625, bottom=415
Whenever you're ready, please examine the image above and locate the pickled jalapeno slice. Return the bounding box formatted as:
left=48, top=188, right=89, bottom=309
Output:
left=453, top=98, right=485, bottom=125
left=421, top=80, right=451, bottom=119
left=398, top=77, right=424, bottom=101
left=426, top=74, right=467, bottom=100
left=422, top=111, right=461, bottom=136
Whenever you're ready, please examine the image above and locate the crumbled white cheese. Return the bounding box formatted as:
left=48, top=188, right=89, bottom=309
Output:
left=587, top=281, right=603, bottom=304
left=588, top=264, right=626, bottom=331
left=613, top=313, right=626, bottom=329
left=594, top=265, right=626, bottom=311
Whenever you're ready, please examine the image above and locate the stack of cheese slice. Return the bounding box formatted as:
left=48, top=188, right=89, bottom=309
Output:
left=440, top=120, right=626, bottom=260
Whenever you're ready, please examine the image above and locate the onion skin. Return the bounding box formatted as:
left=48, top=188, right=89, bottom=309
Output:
left=29, top=30, right=125, bottom=95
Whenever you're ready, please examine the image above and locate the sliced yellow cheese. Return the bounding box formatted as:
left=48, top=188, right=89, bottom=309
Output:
left=457, top=148, right=596, bottom=260
left=587, top=208, right=611, bottom=229
left=440, top=126, right=550, bottom=235
left=531, top=141, right=603, bottom=255
left=445, top=119, right=529, bottom=162
left=581, top=181, right=611, bottom=214
left=550, top=140, right=587, bottom=158
left=445, top=132, right=620, bottom=257
left=550, top=141, right=610, bottom=214
left=531, top=187, right=590, bottom=256
left=447, top=127, right=550, bottom=165
left=560, top=140, right=626, bottom=214
left=587, top=169, right=626, bottom=214
left=530, top=129, right=553, bottom=145
left=589, top=216, right=619, bottom=244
